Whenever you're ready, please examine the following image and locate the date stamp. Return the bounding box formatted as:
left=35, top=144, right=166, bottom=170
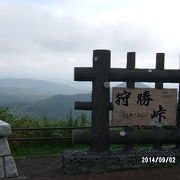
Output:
left=142, top=156, right=176, bottom=164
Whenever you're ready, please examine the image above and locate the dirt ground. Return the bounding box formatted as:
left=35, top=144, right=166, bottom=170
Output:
left=15, top=154, right=180, bottom=180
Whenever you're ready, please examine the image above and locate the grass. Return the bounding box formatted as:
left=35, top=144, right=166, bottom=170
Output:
left=11, top=143, right=136, bottom=157
left=10, top=142, right=90, bottom=157
left=11, top=142, right=167, bottom=157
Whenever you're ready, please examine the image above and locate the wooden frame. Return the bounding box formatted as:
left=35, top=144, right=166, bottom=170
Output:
left=74, top=49, right=180, bottom=152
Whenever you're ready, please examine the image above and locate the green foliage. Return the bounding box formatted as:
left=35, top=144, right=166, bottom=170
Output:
left=80, top=113, right=89, bottom=126
left=11, top=142, right=89, bottom=157
left=0, top=106, right=90, bottom=149
left=0, top=106, right=16, bottom=123
left=66, top=109, right=73, bottom=126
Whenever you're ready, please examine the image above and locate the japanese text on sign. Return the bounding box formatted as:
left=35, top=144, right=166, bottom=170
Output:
left=112, top=88, right=177, bottom=126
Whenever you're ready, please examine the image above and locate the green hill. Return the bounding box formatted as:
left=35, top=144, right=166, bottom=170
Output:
left=9, top=94, right=91, bottom=121
left=8, top=82, right=151, bottom=121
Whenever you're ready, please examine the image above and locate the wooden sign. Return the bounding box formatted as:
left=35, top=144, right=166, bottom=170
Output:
left=112, top=88, right=177, bottom=126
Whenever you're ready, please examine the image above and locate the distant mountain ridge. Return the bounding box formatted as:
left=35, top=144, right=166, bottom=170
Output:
left=0, top=78, right=90, bottom=105
left=0, top=78, right=88, bottom=95
left=7, top=81, right=150, bottom=120
left=115, top=82, right=150, bottom=88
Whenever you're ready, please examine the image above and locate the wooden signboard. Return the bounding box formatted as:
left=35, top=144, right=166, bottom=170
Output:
left=112, top=88, right=177, bottom=126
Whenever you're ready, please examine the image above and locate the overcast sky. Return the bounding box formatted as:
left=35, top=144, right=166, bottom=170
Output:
left=1, top=0, right=180, bottom=85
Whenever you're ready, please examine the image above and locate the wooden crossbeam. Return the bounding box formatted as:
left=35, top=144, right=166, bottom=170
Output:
left=74, top=101, right=113, bottom=110
left=74, top=50, right=180, bottom=152
left=75, top=68, right=180, bottom=83
left=73, top=129, right=180, bottom=145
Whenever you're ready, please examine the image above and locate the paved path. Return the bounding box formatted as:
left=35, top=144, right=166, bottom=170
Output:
left=15, top=155, right=180, bottom=180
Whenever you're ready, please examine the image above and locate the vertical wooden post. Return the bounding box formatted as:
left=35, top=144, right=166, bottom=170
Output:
left=153, top=53, right=164, bottom=149
left=125, top=52, right=135, bottom=150
left=176, top=101, right=180, bottom=148
left=176, top=63, right=180, bottom=148
left=155, top=53, right=164, bottom=88
left=91, top=50, right=110, bottom=152
left=126, top=52, right=135, bottom=88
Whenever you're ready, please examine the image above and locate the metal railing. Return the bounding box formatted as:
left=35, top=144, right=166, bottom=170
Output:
left=8, top=125, right=125, bottom=141
left=8, top=126, right=90, bottom=141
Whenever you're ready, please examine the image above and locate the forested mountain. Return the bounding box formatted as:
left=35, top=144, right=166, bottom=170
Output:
left=9, top=94, right=91, bottom=121
left=7, top=81, right=150, bottom=121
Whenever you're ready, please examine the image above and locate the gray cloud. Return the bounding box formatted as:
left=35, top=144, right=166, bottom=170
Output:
left=35, top=17, right=162, bottom=53
left=0, top=2, right=161, bottom=52
left=0, top=1, right=169, bottom=82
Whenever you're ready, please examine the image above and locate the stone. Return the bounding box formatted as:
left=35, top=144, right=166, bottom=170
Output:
left=0, top=120, right=11, bottom=136
left=4, top=156, right=18, bottom=178
left=0, top=157, right=5, bottom=179
left=0, top=138, right=10, bottom=156
left=63, top=146, right=180, bottom=174
left=0, top=120, right=18, bottom=179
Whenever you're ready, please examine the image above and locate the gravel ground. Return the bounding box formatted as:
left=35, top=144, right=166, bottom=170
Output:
left=15, top=154, right=180, bottom=180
